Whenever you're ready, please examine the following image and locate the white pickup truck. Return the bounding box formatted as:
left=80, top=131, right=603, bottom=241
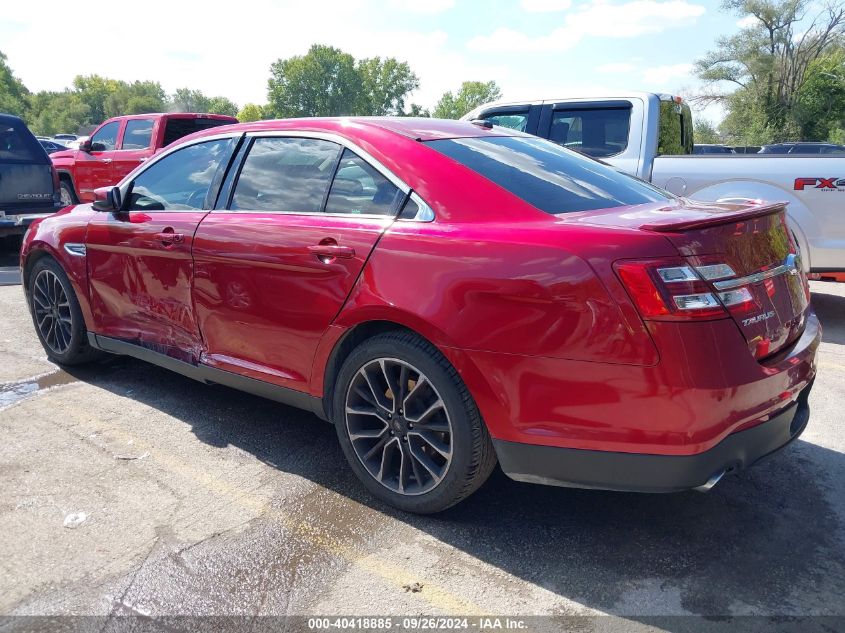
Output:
left=463, top=92, right=844, bottom=277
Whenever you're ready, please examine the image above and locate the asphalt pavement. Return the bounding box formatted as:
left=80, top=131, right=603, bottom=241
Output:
left=0, top=239, right=843, bottom=630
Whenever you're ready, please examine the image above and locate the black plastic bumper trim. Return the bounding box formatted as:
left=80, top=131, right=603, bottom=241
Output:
left=494, top=382, right=812, bottom=493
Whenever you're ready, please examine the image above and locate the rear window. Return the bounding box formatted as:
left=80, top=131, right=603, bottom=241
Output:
left=550, top=107, right=630, bottom=157
left=0, top=120, right=46, bottom=163
left=163, top=117, right=235, bottom=147
left=426, top=135, right=670, bottom=214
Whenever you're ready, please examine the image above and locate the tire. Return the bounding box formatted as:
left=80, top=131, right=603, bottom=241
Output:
left=59, top=180, right=78, bottom=206
left=28, top=257, right=99, bottom=366
left=333, top=331, right=497, bottom=513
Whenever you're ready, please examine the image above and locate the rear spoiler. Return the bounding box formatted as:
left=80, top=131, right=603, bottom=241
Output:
left=641, top=202, right=786, bottom=232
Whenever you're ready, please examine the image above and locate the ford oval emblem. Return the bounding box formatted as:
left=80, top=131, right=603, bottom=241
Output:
left=785, top=253, right=799, bottom=275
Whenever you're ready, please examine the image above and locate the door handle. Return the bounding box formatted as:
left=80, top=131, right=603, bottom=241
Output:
left=102, top=158, right=113, bottom=164
left=307, top=244, right=356, bottom=260
left=154, top=230, right=184, bottom=245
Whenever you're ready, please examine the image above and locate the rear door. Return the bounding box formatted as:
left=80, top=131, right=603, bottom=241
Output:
left=192, top=134, right=402, bottom=393
left=86, top=136, right=237, bottom=357
left=74, top=120, right=120, bottom=201
left=0, top=117, right=55, bottom=219
left=112, top=117, right=156, bottom=182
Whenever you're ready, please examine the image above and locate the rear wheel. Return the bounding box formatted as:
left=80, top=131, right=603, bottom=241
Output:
left=28, top=257, right=98, bottom=365
left=333, top=331, right=497, bottom=513
left=59, top=180, right=78, bottom=206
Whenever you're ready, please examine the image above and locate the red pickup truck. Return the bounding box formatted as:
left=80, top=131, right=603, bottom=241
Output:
left=52, top=113, right=237, bottom=204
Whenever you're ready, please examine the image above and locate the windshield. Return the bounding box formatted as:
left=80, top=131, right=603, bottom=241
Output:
left=426, top=135, right=671, bottom=214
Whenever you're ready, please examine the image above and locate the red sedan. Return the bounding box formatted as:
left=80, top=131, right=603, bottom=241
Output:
left=20, top=118, right=819, bottom=513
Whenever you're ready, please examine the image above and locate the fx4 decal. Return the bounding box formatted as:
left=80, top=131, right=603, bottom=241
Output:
left=794, top=177, right=845, bottom=191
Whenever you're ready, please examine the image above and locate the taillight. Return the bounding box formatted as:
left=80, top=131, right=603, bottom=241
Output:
left=615, top=259, right=756, bottom=321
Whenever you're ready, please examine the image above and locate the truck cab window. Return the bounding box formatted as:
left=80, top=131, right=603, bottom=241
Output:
left=481, top=113, right=529, bottom=132
left=122, top=119, right=155, bottom=150
left=90, top=121, right=120, bottom=151
left=550, top=107, right=631, bottom=158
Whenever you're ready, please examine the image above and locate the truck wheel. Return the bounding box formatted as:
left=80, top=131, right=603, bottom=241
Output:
left=59, top=180, right=78, bottom=206
left=28, top=257, right=99, bottom=365
left=333, top=331, right=497, bottom=514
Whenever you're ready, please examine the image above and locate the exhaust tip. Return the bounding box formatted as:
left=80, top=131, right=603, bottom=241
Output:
left=694, top=470, right=726, bottom=492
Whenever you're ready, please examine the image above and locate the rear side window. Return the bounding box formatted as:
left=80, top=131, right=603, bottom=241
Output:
left=163, top=118, right=235, bottom=147
left=325, top=149, right=400, bottom=216
left=550, top=107, right=630, bottom=157
left=122, top=119, right=154, bottom=150
left=230, top=137, right=340, bottom=212
left=0, top=120, right=47, bottom=163
left=427, top=135, right=670, bottom=214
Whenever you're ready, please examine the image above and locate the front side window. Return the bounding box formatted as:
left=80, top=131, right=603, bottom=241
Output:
left=325, top=149, right=400, bottom=216
left=230, top=137, right=340, bottom=212
left=122, top=119, right=154, bottom=150
left=90, top=121, right=120, bottom=151
left=127, top=139, right=232, bottom=211
left=427, top=135, right=671, bottom=215
left=550, top=107, right=631, bottom=158
left=482, top=112, right=528, bottom=132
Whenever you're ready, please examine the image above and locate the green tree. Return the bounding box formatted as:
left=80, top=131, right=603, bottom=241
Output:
left=171, top=88, right=210, bottom=113
left=27, top=91, right=90, bottom=136
left=695, top=0, right=845, bottom=142
left=206, top=96, right=239, bottom=117
left=794, top=49, right=845, bottom=140
left=266, top=45, right=420, bottom=118
left=403, top=103, right=431, bottom=117
left=72, top=75, right=121, bottom=124
left=267, top=45, right=359, bottom=117
left=432, top=81, right=502, bottom=119
left=104, top=81, right=167, bottom=117
left=694, top=118, right=722, bottom=143
left=356, top=57, right=419, bottom=115
left=237, top=103, right=267, bottom=122
left=0, top=51, right=30, bottom=117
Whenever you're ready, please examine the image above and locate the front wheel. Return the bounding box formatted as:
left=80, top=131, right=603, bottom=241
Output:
left=59, top=180, right=78, bottom=206
left=333, top=331, right=497, bottom=513
left=28, top=257, right=99, bottom=365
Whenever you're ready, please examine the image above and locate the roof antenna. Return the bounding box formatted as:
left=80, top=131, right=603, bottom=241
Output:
left=470, top=119, right=493, bottom=129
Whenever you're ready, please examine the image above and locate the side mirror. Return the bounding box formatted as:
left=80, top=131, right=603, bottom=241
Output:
left=78, top=139, right=92, bottom=152
left=92, top=186, right=122, bottom=212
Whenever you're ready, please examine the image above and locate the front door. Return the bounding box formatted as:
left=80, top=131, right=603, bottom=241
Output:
left=192, top=136, right=402, bottom=392
left=75, top=120, right=120, bottom=202
left=86, top=137, right=236, bottom=359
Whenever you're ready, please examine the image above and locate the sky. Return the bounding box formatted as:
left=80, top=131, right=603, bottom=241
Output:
left=0, top=0, right=744, bottom=122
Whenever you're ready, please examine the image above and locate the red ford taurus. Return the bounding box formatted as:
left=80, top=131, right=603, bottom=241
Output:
left=21, top=118, right=819, bottom=513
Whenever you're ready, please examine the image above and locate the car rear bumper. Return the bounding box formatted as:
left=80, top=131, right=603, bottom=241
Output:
left=0, top=209, right=61, bottom=237
left=494, top=379, right=812, bottom=492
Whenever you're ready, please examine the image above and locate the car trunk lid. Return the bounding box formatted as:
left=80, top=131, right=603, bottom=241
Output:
left=573, top=199, right=810, bottom=359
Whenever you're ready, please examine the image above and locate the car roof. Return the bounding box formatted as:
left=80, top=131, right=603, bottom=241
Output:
left=183, top=117, right=527, bottom=144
